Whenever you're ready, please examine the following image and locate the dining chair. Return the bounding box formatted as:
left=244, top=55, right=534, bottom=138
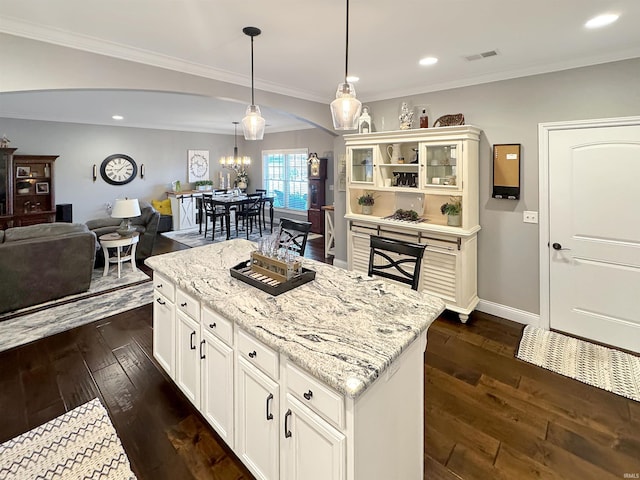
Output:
left=235, top=193, right=263, bottom=239
left=278, top=218, right=312, bottom=256
left=202, top=195, right=224, bottom=240
left=255, top=189, right=267, bottom=229
left=367, top=235, right=427, bottom=291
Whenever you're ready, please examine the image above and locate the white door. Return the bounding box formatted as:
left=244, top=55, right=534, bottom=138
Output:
left=176, top=311, right=201, bottom=407
left=201, top=330, right=234, bottom=447
left=236, top=356, right=279, bottom=480
left=546, top=119, right=640, bottom=353
left=281, top=394, right=345, bottom=480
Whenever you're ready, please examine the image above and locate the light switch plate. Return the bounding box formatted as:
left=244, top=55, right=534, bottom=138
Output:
left=523, top=211, right=538, bottom=224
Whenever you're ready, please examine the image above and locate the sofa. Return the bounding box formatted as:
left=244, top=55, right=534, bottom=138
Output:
left=86, top=200, right=160, bottom=263
left=0, top=223, right=97, bottom=314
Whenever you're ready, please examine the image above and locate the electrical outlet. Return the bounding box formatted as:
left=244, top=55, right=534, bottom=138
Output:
left=523, top=211, right=538, bottom=224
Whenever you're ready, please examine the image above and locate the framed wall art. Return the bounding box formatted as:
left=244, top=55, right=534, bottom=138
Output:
left=188, top=150, right=210, bottom=183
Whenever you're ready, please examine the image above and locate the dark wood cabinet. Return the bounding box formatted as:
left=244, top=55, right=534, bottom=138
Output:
left=0, top=148, right=17, bottom=229
left=12, top=154, right=58, bottom=227
left=307, top=156, right=327, bottom=234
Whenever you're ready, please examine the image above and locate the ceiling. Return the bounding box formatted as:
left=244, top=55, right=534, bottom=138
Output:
left=1, top=0, right=639, bottom=134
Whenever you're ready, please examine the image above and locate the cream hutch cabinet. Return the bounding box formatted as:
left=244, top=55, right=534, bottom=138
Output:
left=344, top=125, right=481, bottom=322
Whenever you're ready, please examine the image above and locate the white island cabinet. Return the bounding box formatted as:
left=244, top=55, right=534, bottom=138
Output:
left=146, top=239, right=444, bottom=480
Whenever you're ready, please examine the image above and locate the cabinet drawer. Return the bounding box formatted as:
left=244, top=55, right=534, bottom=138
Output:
left=153, top=272, right=175, bottom=302
left=176, top=288, right=200, bottom=322
left=202, top=306, right=233, bottom=346
left=237, top=329, right=279, bottom=380
left=286, top=362, right=344, bottom=429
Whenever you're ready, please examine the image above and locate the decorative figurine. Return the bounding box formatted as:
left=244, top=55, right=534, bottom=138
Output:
left=0, top=134, right=10, bottom=148
left=399, top=102, right=414, bottom=130
left=358, top=106, right=371, bottom=134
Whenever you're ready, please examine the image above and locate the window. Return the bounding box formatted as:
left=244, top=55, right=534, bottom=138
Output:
left=262, top=149, right=309, bottom=211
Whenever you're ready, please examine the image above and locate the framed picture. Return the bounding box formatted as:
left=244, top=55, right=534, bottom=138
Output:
left=36, top=182, right=49, bottom=194
left=188, top=149, right=210, bottom=183
left=16, top=166, right=30, bottom=178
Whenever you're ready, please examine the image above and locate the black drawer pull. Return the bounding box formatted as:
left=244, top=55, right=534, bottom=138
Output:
left=266, top=393, right=274, bottom=420
left=209, top=322, right=217, bottom=329
left=156, top=283, right=162, bottom=288
left=180, top=302, right=187, bottom=307
left=284, top=409, right=292, bottom=438
left=190, top=331, right=196, bottom=350
left=303, top=390, right=313, bottom=401
left=248, top=351, right=257, bottom=358
left=155, top=297, right=165, bottom=305
left=199, top=339, right=206, bottom=359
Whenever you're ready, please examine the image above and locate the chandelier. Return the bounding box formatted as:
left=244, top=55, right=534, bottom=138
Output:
left=220, top=121, right=251, bottom=173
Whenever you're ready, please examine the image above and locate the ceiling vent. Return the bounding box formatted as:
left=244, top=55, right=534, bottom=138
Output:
left=464, top=50, right=499, bottom=61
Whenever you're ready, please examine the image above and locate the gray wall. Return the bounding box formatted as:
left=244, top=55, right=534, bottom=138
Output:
left=1, top=31, right=639, bottom=317
left=344, top=58, right=640, bottom=314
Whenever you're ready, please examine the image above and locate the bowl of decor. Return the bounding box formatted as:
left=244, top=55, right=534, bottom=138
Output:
left=357, top=193, right=375, bottom=215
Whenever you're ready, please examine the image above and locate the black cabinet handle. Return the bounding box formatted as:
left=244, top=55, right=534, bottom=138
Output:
left=199, top=339, right=206, bottom=359
left=190, top=331, right=196, bottom=350
left=180, top=302, right=187, bottom=307
left=248, top=350, right=257, bottom=358
left=156, top=283, right=162, bottom=288
left=155, top=297, right=165, bottom=305
left=303, top=390, right=313, bottom=401
left=266, top=393, right=274, bottom=420
left=284, top=409, right=292, bottom=438
left=209, top=322, right=217, bottom=329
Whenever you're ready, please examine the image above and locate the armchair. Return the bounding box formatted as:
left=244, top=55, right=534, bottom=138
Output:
left=86, top=200, right=160, bottom=262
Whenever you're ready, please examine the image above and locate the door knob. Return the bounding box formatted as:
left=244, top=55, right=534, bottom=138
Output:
left=552, top=242, right=571, bottom=251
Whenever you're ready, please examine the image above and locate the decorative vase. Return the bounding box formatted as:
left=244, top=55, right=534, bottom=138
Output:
left=362, top=205, right=372, bottom=215
left=237, top=180, right=247, bottom=189
left=447, top=214, right=461, bottom=227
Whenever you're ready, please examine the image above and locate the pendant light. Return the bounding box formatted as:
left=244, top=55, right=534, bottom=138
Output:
left=241, top=26, right=266, bottom=140
left=330, top=0, right=362, bottom=130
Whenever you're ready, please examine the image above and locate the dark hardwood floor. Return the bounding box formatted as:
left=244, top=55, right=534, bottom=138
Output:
left=1, top=234, right=638, bottom=479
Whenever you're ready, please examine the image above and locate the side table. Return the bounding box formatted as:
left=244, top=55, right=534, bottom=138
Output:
left=99, top=232, right=139, bottom=278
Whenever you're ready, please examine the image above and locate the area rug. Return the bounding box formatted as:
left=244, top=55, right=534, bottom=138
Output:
left=0, top=268, right=150, bottom=321
left=516, top=325, right=640, bottom=402
left=0, top=398, right=136, bottom=479
left=0, top=281, right=153, bottom=353
left=162, top=226, right=321, bottom=249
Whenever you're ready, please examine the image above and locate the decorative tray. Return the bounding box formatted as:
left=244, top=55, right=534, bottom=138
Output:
left=230, top=259, right=316, bottom=296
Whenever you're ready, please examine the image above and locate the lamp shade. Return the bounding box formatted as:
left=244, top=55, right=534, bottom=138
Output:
left=242, top=104, right=266, bottom=140
left=330, top=82, right=362, bottom=130
left=111, top=198, right=141, bottom=219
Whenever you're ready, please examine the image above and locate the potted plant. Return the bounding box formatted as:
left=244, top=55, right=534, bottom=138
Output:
left=194, top=180, right=213, bottom=191
left=357, top=193, right=375, bottom=215
left=440, top=197, right=462, bottom=226
left=235, top=169, right=249, bottom=189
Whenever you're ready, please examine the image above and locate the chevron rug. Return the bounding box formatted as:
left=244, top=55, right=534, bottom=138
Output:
left=517, top=325, right=640, bottom=402
left=0, top=398, right=136, bottom=479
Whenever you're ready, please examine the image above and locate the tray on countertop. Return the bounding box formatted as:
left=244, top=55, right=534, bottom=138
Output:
left=230, top=260, right=316, bottom=296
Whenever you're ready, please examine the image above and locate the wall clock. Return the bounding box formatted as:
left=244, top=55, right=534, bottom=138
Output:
left=100, top=154, right=137, bottom=185
left=188, top=149, right=210, bottom=182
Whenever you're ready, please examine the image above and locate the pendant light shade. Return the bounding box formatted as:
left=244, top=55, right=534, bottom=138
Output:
left=330, top=82, right=361, bottom=130
left=242, top=26, right=265, bottom=140
left=330, top=0, right=362, bottom=130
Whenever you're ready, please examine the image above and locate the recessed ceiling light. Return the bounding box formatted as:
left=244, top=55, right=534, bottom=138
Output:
left=112, top=115, right=124, bottom=120
left=346, top=75, right=359, bottom=83
left=419, top=57, right=438, bottom=66
left=585, top=13, right=619, bottom=28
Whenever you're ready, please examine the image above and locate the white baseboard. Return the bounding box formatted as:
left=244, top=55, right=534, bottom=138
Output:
left=332, top=258, right=348, bottom=270
left=476, top=299, right=540, bottom=326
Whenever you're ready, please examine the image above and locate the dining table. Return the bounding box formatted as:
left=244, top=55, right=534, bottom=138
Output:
left=199, top=193, right=275, bottom=240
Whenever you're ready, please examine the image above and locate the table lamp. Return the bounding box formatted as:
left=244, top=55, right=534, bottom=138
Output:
left=112, top=198, right=141, bottom=237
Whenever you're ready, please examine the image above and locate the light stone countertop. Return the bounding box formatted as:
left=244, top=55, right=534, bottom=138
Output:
left=145, top=239, right=445, bottom=398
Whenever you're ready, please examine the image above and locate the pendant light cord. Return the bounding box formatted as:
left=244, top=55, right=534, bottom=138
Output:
left=250, top=35, right=256, bottom=105
left=344, top=0, right=350, bottom=83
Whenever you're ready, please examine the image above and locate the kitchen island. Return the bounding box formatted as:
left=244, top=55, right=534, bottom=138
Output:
left=146, top=239, right=444, bottom=480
